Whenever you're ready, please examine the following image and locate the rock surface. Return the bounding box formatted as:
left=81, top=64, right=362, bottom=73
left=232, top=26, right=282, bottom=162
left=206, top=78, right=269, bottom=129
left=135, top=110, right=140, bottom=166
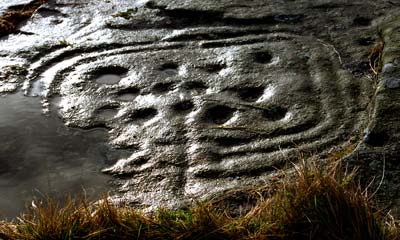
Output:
left=1, top=0, right=400, bottom=210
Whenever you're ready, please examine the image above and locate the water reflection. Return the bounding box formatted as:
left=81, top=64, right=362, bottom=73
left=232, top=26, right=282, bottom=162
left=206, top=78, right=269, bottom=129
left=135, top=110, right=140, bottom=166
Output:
left=0, top=93, right=122, bottom=220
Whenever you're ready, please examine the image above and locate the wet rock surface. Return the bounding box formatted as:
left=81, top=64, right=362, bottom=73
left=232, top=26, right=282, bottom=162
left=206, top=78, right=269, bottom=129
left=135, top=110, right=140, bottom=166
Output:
left=1, top=0, right=400, bottom=211
left=0, top=93, right=119, bottom=219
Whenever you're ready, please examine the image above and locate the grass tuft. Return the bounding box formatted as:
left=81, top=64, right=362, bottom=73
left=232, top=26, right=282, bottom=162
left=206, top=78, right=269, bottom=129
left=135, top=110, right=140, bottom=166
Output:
left=369, top=41, right=384, bottom=76
left=0, top=157, right=397, bottom=239
left=112, top=8, right=138, bottom=20
left=0, top=0, right=47, bottom=37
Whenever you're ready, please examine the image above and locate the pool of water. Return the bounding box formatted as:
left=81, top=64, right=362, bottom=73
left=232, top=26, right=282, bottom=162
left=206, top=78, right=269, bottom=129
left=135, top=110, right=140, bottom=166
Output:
left=0, top=93, right=124, bottom=220
left=95, top=74, right=122, bottom=85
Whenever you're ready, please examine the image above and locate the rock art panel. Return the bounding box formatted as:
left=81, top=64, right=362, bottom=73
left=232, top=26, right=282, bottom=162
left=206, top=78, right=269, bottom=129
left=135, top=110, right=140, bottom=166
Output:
left=25, top=31, right=370, bottom=206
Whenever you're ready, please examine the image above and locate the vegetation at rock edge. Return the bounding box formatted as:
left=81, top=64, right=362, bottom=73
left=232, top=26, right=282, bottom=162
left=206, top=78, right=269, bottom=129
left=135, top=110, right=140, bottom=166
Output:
left=0, top=155, right=398, bottom=240
left=0, top=0, right=47, bottom=37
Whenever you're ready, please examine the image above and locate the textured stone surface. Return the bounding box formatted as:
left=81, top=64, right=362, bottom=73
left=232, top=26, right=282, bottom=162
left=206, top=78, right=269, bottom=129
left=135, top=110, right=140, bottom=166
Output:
left=1, top=0, right=400, bottom=210
left=348, top=15, right=400, bottom=213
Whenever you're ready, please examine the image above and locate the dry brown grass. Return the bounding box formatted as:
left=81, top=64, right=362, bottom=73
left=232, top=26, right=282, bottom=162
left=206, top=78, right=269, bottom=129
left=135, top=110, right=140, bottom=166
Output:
left=0, top=156, right=397, bottom=239
left=0, top=0, right=47, bottom=37
left=369, top=41, right=384, bottom=76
